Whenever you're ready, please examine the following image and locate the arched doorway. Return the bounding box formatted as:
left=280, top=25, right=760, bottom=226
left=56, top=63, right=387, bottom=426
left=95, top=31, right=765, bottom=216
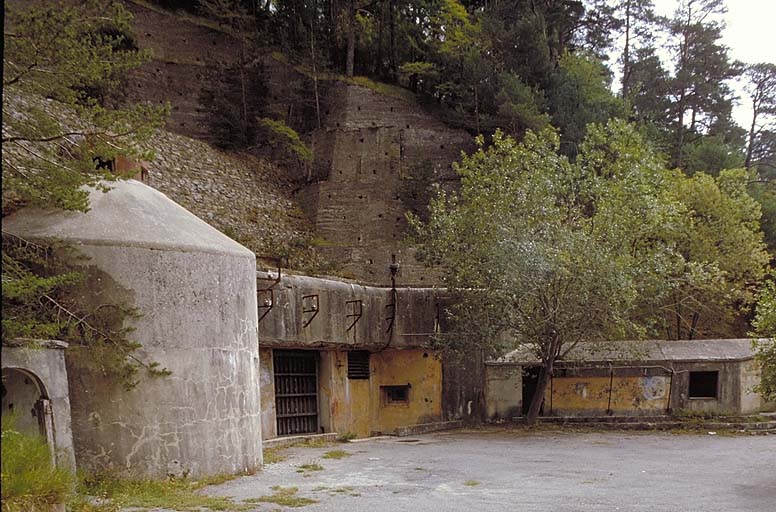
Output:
left=1, top=367, right=53, bottom=443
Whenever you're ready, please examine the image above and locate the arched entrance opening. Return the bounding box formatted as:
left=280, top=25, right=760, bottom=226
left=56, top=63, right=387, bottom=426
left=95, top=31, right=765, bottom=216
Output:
left=1, top=367, right=53, bottom=444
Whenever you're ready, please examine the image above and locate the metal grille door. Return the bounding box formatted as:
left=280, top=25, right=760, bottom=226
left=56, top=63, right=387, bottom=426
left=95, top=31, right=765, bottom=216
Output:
left=274, top=350, right=319, bottom=436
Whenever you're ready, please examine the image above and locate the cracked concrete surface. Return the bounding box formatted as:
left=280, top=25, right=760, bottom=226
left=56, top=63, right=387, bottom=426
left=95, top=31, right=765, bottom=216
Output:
left=202, top=429, right=776, bottom=512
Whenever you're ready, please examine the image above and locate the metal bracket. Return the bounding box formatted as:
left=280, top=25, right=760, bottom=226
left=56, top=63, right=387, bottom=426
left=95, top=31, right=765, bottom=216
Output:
left=302, top=294, right=319, bottom=328
left=258, top=288, right=275, bottom=323
left=346, top=299, right=363, bottom=332
left=256, top=256, right=284, bottom=323
left=385, top=302, right=395, bottom=333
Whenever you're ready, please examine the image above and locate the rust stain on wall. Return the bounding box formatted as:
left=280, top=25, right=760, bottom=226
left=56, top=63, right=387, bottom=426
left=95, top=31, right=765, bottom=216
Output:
left=548, top=376, right=669, bottom=415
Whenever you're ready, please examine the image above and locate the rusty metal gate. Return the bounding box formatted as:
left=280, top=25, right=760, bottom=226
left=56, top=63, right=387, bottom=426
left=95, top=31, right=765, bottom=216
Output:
left=274, top=350, right=319, bottom=436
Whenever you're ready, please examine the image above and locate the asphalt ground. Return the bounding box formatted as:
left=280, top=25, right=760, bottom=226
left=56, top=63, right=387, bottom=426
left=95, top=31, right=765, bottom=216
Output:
left=206, top=428, right=776, bottom=512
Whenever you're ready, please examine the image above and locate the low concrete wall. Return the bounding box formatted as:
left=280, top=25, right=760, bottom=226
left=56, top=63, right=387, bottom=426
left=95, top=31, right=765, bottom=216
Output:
left=1, top=341, right=76, bottom=472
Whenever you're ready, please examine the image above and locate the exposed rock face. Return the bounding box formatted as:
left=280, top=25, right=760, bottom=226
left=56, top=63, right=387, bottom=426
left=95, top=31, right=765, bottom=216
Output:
left=3, top=181, right=262, bottom=478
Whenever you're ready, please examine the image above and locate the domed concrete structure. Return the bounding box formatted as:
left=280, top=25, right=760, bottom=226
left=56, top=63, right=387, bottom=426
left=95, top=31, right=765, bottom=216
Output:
left=3, top=180, right=262, bottom=477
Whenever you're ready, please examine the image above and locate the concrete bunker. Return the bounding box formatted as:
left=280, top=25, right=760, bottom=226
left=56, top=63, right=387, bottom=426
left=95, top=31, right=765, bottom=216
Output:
left=487, top=339, right=769, bottom=420
left=256, top=270, right=477, bottom=439
left=3, top=180, right=262, bottom=477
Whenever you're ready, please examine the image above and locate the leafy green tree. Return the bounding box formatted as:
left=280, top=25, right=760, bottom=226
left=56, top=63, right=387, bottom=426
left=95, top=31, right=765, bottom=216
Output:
left=666, top=0, right=741, bottom=169
left=750, top=272, right=776, bottom=402
left=2, top=0, right=166, bottom=213
left=198, top=61, right=269, bottom=149
left=654, top=169, right=770, bottom=339
left=743, top=63, right=776, bottom=170
left=410, top=120, right=673, bottom=423
left=612, top=0, right=659, bottom=101
left=549, top=51, right=627, bottom=157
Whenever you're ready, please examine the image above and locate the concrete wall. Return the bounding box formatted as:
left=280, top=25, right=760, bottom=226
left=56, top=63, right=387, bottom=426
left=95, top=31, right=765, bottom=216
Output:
left=547, top=370, right=670, bottom=416
left=257, top=271, right=439, bottom=350
left=486, top=359, right=766, bottom=417
left=300, top=82, right=475, bottom=285
left=485, top=364, right=522, bottom=421
left=262, top=347, right=442, bottom=439
left=740, top=359, right=765, bottom=414
left=1, top=341, right=76, bottom=472
left=669, top=361, right=744, bottom=415
left=64, top=244, right=262, bottom=478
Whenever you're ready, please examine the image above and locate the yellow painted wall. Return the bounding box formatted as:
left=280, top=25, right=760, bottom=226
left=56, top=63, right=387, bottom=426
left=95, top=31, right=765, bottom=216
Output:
left=370, top=349, right=443, bottom=435
left=317, top=349, right=443, bottom=437
left=547, top=376, right=669, bottom=415
left=263, top=348, right=442, bottom=439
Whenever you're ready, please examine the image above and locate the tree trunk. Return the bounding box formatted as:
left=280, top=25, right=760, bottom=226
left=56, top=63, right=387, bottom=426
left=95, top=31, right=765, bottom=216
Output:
left=389, top=0, right=397, bottom=82
left=526, top=358, right=554, bottom=425
left=621, top=0, right=631, bottom=100
left=346, top=0, right=355, bottom=77
left=746, top=100, right=758, bottom=169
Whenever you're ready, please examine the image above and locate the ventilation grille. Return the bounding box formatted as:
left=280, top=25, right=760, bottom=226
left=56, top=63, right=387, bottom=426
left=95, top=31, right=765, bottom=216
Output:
left=347, top=351, right=370, bottom=379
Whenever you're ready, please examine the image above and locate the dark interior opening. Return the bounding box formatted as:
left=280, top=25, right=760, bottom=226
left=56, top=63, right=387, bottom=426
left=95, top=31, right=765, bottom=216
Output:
left=688, top=371, right=719, bottom=399
left=382, top=385, right=409, bottom=404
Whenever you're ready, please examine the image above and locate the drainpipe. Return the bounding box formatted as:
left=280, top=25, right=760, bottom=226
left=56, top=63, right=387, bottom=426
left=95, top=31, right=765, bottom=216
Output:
left=606, top=366, right=614, bottom=415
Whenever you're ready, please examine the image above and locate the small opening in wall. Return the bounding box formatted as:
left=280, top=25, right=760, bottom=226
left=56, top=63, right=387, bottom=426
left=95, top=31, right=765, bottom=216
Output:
left=406, top=124, right=410, bottom=129
left=689, top=371, right=718, bottom=399
left=348, top=351, right=370, bottom=379
left=373, top=170, right=377, bottom=174
left=382, top=385, right=410, bottom=405
left=368, top=259, right=373, bottom=264
left=390, top=107, right=394, bottom=112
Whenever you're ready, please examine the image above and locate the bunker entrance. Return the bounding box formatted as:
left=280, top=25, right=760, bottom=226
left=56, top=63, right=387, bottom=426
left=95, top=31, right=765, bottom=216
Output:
left=274, top=350, right=319, bottom=436
left=1, top=368, right=53, bottom=442
left=522, top=366, right=543, bottom=416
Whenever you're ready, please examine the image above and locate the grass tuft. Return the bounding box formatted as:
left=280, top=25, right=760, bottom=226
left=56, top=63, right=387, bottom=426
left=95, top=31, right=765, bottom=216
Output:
left=464, top=480, right=481, bottom=486
left=1, top=415, right=74, bottom=511
left=263, top=447, right=288, bottom=464
left=245, top=486, right=317, bottom=507
left=296, top=463, right=324, bottom=473
left=321, top=450, right=351, bottom=460
left=337, top=431, right=357, bottom=442
left=77, top=471, right=249, bottom=511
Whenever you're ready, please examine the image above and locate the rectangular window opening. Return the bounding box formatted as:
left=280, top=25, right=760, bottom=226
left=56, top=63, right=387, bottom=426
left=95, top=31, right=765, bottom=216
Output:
left=347, top=351, right=370, bottom=379
left=688, top=371, right=718, bottom=399
left=382, top=385, right=410, bottom=405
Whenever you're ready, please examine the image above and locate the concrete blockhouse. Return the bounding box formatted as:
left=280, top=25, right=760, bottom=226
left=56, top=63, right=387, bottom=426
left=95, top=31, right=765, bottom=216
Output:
left=486, top=339, right=767, bottom=419
left=3, top=180, right=262, bottom=477
left=256, top=270, right=480, bottom=439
